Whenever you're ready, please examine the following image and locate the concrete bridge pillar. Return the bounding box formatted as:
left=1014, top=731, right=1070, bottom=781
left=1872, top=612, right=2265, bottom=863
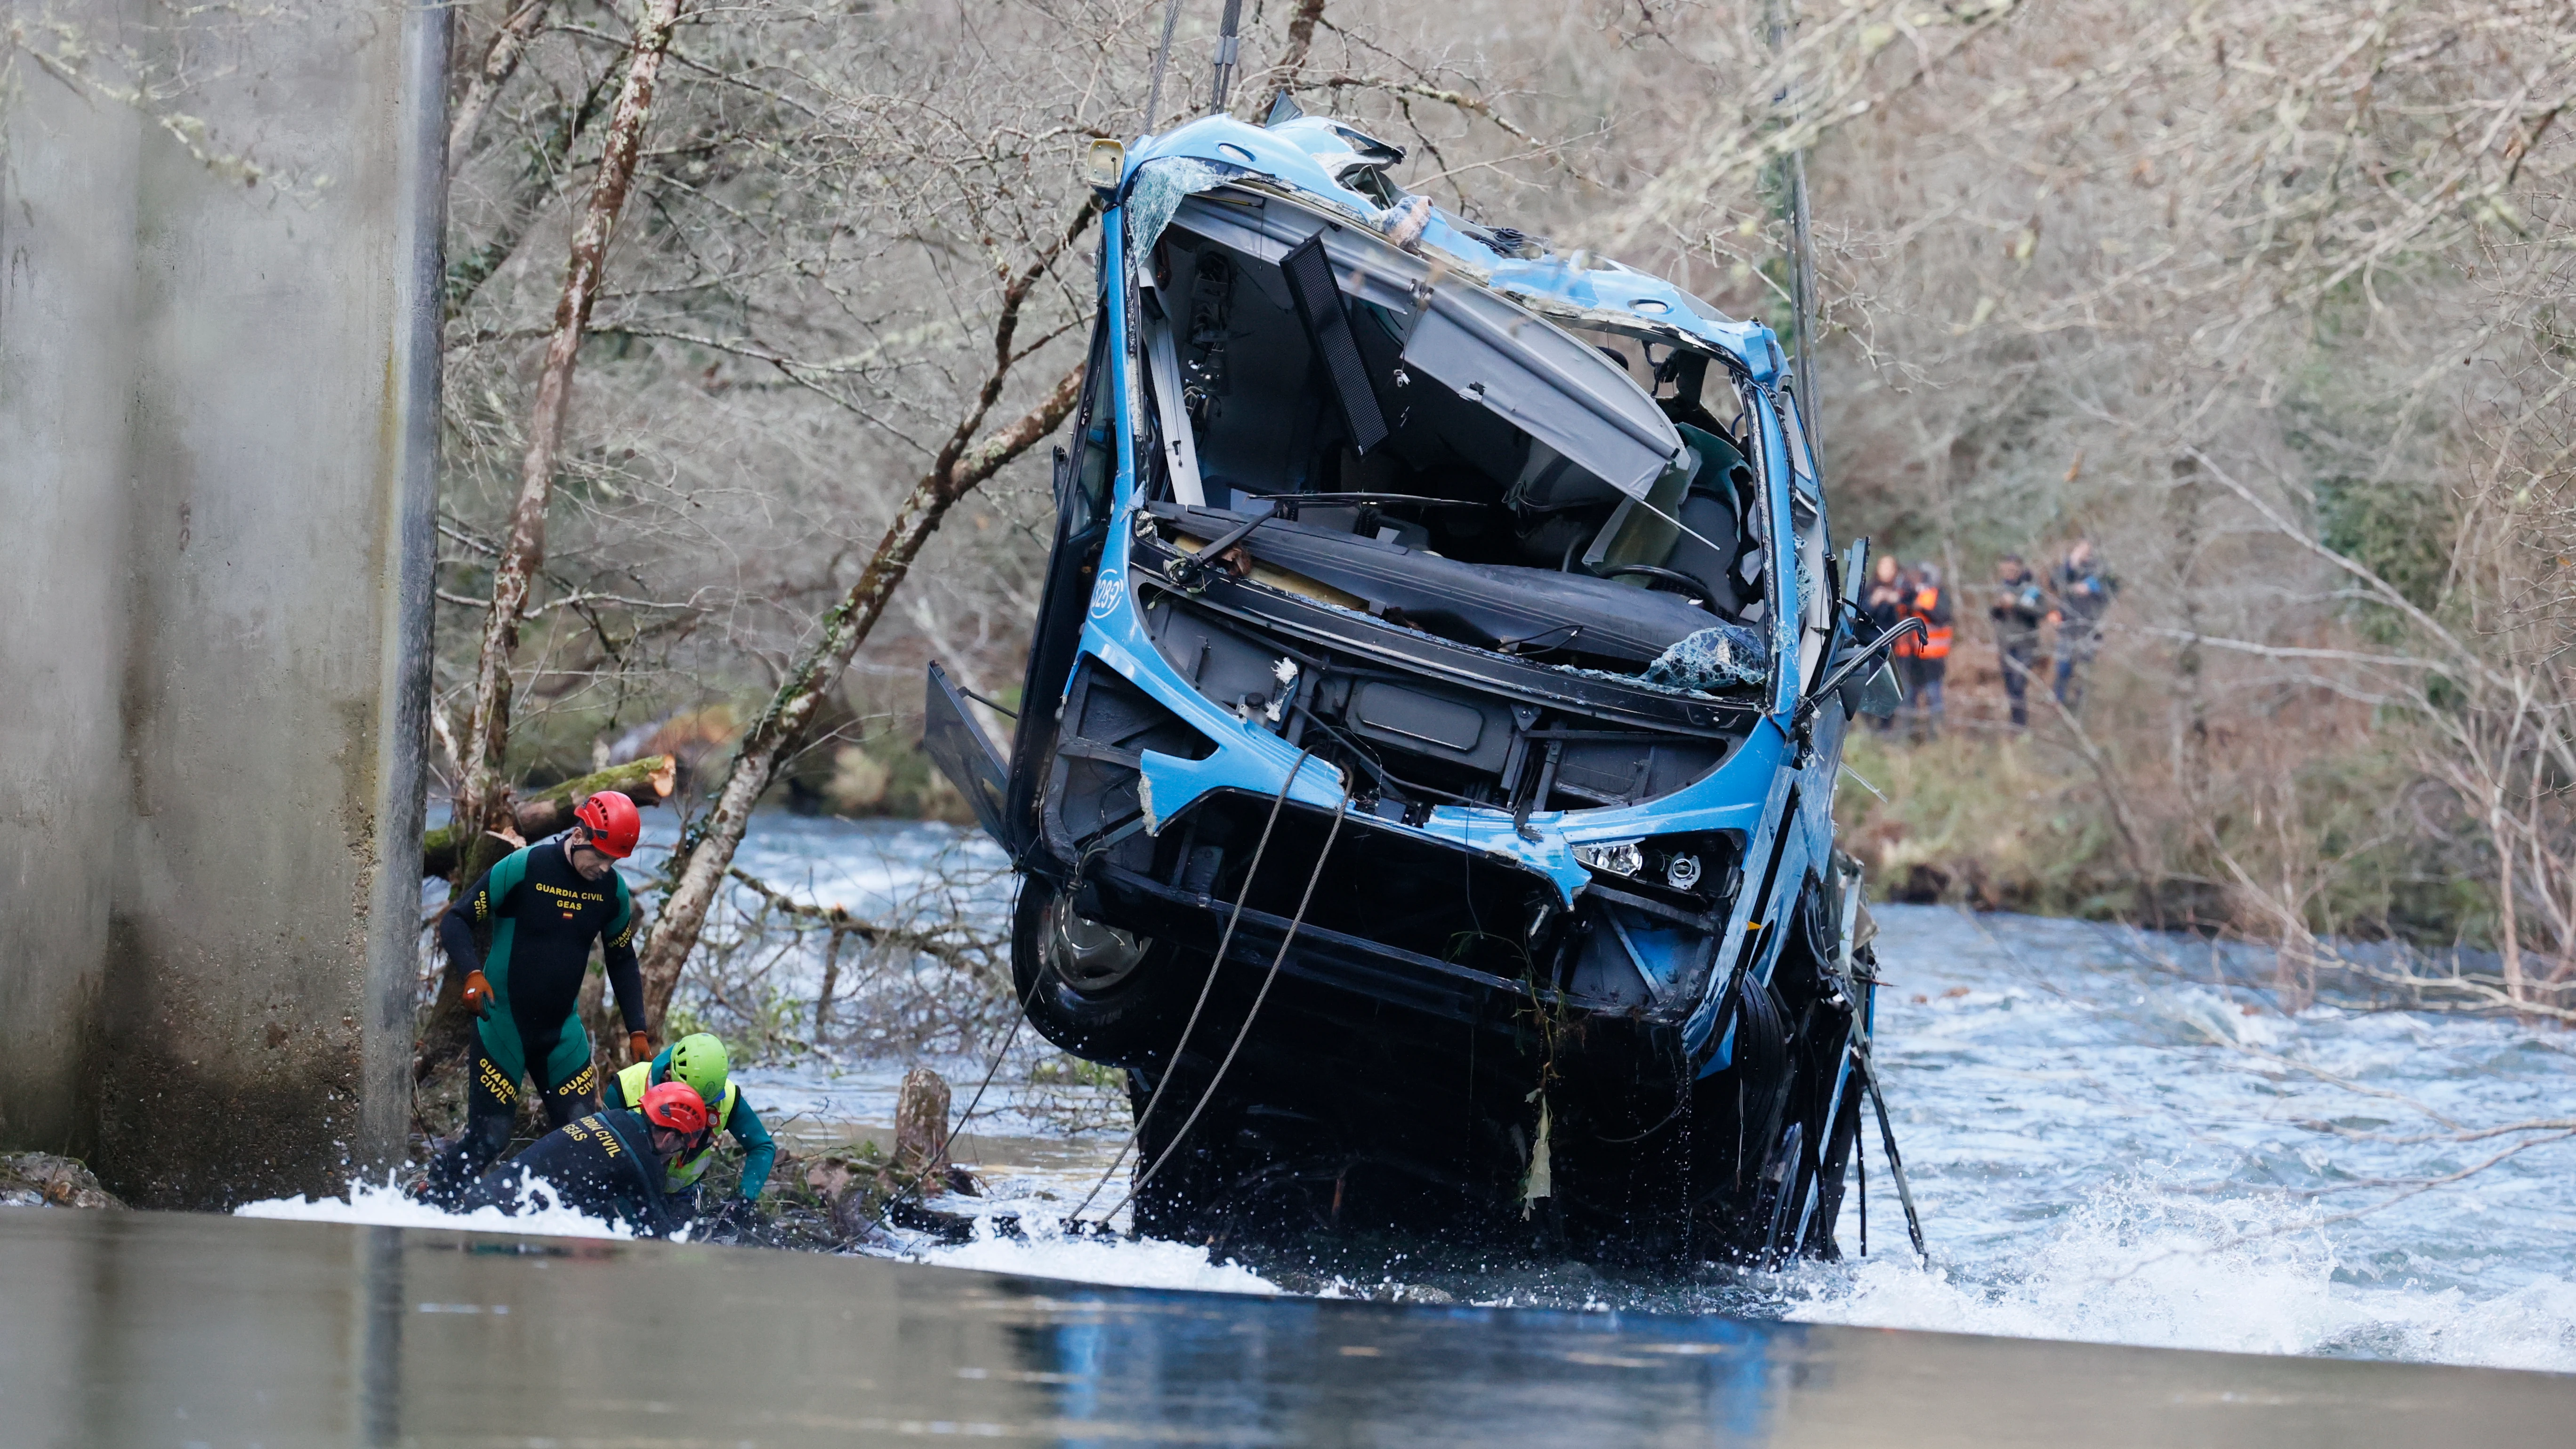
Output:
left=0, top=0, right=445, bottom=1206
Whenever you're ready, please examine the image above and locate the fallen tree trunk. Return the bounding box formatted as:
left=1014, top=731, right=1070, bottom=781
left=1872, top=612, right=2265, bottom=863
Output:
left=420, top=754, right=675, bottom=878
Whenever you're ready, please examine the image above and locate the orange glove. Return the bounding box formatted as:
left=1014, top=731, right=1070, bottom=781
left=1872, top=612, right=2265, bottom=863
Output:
left=460, top=969, right=495, bottom=1020
left=629, top=1030, right=652, bottom=1064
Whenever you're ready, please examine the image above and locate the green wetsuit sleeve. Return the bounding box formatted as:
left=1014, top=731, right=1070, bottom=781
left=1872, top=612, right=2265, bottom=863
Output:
left=725, top=1095, right=776, bottom=1201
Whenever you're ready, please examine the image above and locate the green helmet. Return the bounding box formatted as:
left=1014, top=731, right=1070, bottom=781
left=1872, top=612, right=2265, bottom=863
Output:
left=664, top=1032, right=731, bottom=1103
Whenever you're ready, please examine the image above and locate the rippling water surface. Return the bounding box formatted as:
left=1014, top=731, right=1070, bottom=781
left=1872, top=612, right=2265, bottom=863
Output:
left=1779, top=906, right=2574, bottom=1370
left=284, top=816, right=2576, bottom=1371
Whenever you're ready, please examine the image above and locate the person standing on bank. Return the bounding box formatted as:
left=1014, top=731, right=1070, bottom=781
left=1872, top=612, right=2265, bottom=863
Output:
left=421, top=791, right=653, bottom=1206
left=1990, top=554, right=2048, bottom=729
left=2050, top=539, right=2117, bottom=713
left=1862, top=554, right=1912, bottom=733
left=1900, top=562, right=1954, bottom=741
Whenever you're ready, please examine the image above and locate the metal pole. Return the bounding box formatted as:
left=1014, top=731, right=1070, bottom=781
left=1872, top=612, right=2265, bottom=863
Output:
left=1767, top=0, right=1822, bottom=466
left=1788, top=151, right=1820, bottom=459
left=366, top=0, right=451, bottom=1175
left=1855, top=1040, right=1928, bottom=1259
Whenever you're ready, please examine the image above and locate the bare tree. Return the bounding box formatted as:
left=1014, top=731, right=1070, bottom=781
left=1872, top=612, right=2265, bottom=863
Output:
left=421, top=0, right=2576, bottom=1043
left=637, top=208, right=1095, bottom=1023
left=449, top=0, right=686, bottom=884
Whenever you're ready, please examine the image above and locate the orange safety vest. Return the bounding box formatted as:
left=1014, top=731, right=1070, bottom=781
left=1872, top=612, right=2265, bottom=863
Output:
left=1905, top=587, right=1953, bottom=660
left=1880, top=586, right=1920, bottom=659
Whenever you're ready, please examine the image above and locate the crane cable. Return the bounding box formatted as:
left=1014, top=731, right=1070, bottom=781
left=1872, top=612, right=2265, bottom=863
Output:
left=1207, top=0, right=1246, bottom=115
left=1141, top=0, right=1184, bottom=133
left=1066, top=751, right=1319, bottom=1224
left=1085, top=777, right=1351, bottom=1233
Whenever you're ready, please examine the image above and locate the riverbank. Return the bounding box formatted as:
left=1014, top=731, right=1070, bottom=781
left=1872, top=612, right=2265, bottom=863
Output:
left=1832, top=683, right=2492, bottom=955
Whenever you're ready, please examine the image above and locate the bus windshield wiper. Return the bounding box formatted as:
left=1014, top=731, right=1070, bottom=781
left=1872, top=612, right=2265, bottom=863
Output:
left=1167, top=508, right=1275, bottom=589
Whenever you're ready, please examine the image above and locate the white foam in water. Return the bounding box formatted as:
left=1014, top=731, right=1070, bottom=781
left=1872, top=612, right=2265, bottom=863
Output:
left=907, top=1216, right=1281, bottom=1296
left=236, top=1175, right=640, bottom=1241
left=240, top=1175, right=1279, bottom=1296
left=1740, top=902, right=2576, bottom=1373
left=1779, top=1171, right=2576, bottom=1373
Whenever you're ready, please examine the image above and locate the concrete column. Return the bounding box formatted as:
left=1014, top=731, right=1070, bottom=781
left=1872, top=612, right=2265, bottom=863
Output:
left=0, top=0, right=443, bottom=1206
left=0, top=7, right=145, bottom=1160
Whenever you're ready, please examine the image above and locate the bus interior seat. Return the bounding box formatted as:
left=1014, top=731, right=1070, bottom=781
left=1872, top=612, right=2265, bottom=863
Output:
left=1579, top=422, right=1755, bottom=617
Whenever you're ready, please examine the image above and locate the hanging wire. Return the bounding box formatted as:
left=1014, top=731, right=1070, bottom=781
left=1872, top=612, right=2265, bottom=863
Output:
left=1065, top=752, right=1319, bottom=1224
left=1089, top=777, right=1352, bottom=1233
left=1142, top=0, right=1185, bottom=134
left=854, top=876, right=1055, bottom=1239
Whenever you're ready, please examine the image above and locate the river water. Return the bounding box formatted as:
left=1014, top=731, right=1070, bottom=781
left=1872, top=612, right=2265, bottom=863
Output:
left=259, top=817, right=2576, bottom=1374
left=21, top=1211, right=2574, bottom=1448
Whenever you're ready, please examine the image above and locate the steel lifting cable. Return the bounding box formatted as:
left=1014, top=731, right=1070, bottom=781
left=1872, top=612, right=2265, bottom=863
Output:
left=870, top=827, right=1168, bottom=1239
left=1066, top=752, right=1320, bottom=1224
left=1087, top=779, right=1352, bottom=1232
left=1207, top=0, right=1246, bottom=115
left=1141, top=0, right=1185, bottom=133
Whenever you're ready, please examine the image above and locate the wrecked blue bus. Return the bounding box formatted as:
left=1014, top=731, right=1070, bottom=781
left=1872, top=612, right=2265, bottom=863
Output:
left=926, top=104, right=1919, bottom=1260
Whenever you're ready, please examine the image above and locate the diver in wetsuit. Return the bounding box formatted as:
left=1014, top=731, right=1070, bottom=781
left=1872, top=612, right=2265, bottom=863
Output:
left=421, top=791, right=652, bottom=1206
left=459, top=1080, right=711, bottom=1238
left=602, top=1031, right=775, bottom=1238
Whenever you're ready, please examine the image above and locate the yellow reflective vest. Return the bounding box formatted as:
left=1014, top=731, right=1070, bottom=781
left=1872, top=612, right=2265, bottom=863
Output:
left=613, top=1059, right=739, bottom=1191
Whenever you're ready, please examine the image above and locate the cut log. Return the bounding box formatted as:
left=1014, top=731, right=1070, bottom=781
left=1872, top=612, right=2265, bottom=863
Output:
left=420, top=753, right=675, bottom=878
left=894, top=1066, right=953, bottom=1194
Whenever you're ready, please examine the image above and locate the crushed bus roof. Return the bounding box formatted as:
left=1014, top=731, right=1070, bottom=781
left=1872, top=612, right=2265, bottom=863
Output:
left=1123, top=114, right=1784, bottom=383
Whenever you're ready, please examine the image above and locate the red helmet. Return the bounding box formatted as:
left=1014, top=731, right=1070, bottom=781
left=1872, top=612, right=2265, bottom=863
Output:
left=640, top=1080, right=708, bottom=1135
left=572, top=790, right=642, bottom=858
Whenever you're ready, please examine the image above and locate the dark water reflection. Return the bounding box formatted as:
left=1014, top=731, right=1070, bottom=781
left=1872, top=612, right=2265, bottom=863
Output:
left=5, top=1209, right=2568, bottom=1447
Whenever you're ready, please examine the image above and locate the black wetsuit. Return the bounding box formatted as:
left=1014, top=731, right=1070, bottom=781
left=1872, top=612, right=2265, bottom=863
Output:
left=456, top=1107, right=679, bottom=1237
left=423, top=838, right=647, bottom=1203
